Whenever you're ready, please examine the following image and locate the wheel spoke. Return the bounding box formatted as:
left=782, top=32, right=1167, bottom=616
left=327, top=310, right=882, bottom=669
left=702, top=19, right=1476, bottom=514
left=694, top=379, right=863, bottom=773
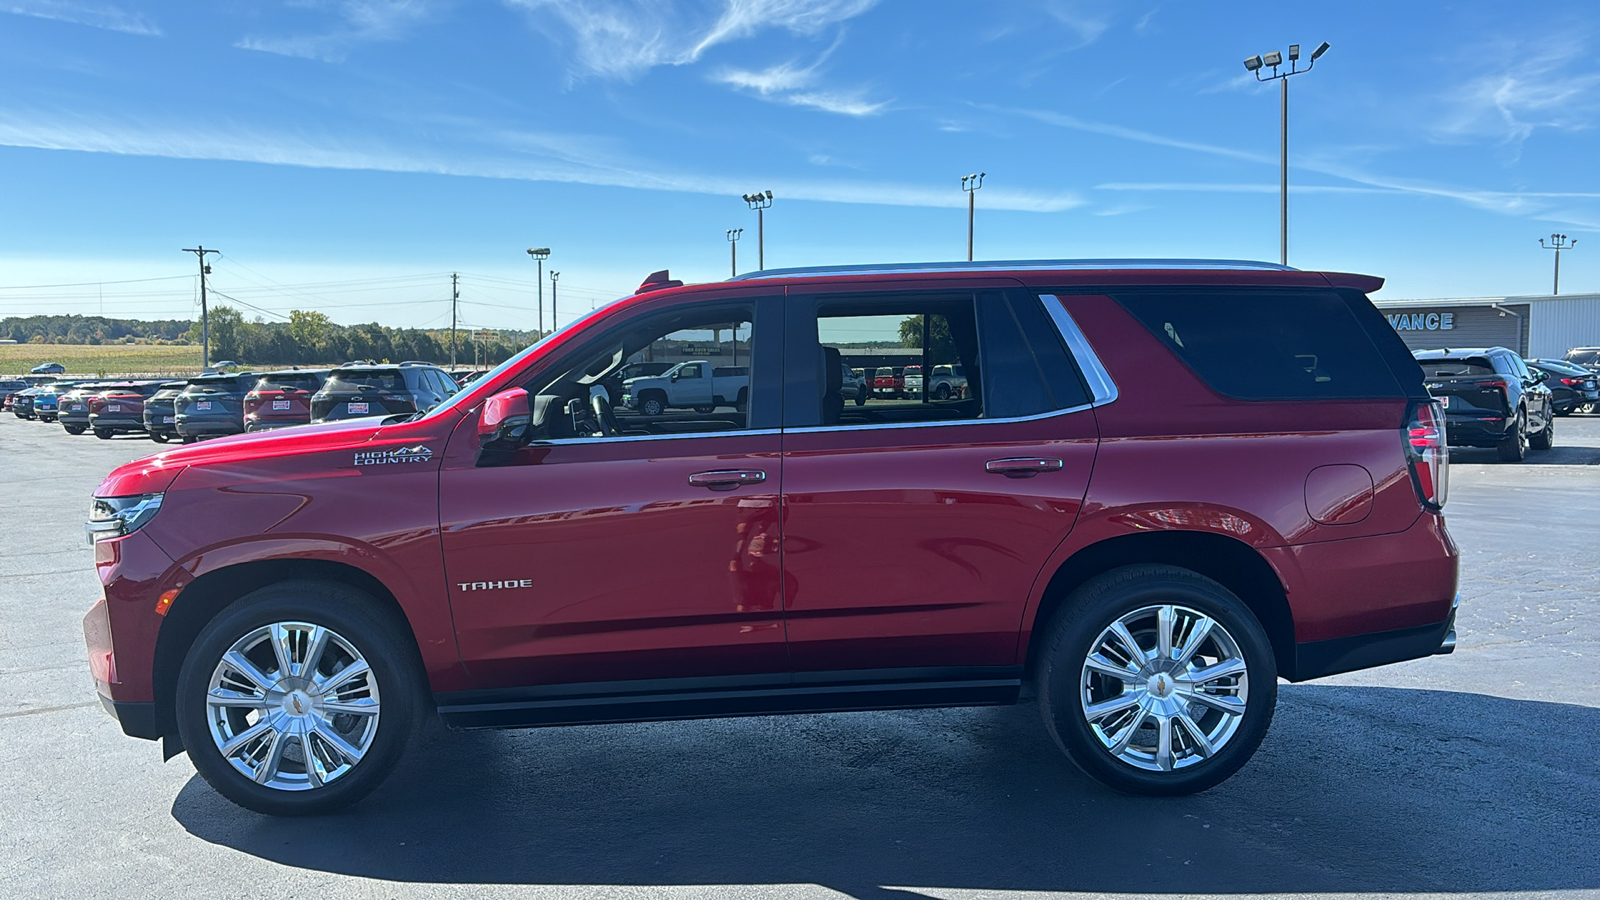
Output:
left=316, top=659, right=371, bottom=695
left=1156, top=605, right=1176, bottom=660
left=270, top=623, right=296, bottom=679
left=321, top=697, right=379, bottom=717
left=304, top=736, right=325, bottom=788
left=207, top=688, right=268, bottom=709
left=1176, top=712, right=1216, bottom=758
left=1084, top=690, right=1143, bottom=722
left=311, top=719, right=366, bottom=765
left=1180, top=688, right=1245, bottom=717
left=1188, top=657, right=1247, bottom=686
left=1173, top=616, right=1215, bottom=668
left=1085, top=653, right=1142, bottom=682
left=219, top=719, right=273, bottom=757
left=299, top=625, right=330, bottom=679
left=1154, top=715, right=1174, bottom=771
left=1108, top=700, right=1150, bottom=755
left=252, top=728, right=288, bottom=785
left=1109, top=621, right=1147, bottom=667
left=221, top=650, right=274, bottom=693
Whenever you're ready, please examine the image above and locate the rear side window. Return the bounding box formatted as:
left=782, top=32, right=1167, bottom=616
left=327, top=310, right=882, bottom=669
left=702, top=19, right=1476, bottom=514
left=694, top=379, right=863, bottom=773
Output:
left=977, top=292, right=1090, bottom=417
left=1114, top=290, right=1403, bottom=400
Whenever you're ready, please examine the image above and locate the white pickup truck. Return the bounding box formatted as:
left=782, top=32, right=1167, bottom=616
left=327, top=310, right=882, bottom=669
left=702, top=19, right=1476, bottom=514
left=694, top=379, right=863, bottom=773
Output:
left=622, top=360, right=750, bottom=416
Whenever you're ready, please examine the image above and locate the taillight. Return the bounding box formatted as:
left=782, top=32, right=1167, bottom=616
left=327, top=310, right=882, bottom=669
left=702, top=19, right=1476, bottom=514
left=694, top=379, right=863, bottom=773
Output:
left=1405, top=400, right=1448, bottom=510
left=1560, top=377, right=1582, bottom=386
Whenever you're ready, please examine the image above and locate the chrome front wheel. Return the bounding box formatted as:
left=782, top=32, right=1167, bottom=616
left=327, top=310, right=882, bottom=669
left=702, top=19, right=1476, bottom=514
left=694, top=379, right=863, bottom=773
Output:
left=205, top=622, right=381, bottom=791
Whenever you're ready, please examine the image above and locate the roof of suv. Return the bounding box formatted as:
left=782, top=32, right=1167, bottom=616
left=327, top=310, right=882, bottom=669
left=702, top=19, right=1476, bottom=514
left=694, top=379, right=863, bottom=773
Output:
left=728, top=258, right=1297, bottom=281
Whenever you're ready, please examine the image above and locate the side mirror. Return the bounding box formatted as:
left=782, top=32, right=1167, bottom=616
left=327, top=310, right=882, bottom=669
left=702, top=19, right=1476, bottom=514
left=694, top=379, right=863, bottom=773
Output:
left=669, top=371, right=680, bottom=382
left=1534, top=370, right=1549, bottom=384
left=478, top=387, right=531, bottom=451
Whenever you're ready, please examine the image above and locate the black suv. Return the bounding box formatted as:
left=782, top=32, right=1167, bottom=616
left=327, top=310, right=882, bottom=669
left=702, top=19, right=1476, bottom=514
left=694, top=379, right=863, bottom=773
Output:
left=1415, top=347, right=1555, bottom=460
left=174, top=373, right=257, bottom=443
left=310, top=363, right=457, bottom=423
left=141, top=381, right=189, bottom=443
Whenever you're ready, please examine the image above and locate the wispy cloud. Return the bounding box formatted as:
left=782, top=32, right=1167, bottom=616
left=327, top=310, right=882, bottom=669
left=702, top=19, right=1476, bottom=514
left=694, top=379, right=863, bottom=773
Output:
left=507, top=0, right=878, bottom=81
left=237, top=0, right=433, bottom=63
left=1434, top=33, right=1600, bottom=149
left=1, top=0, right=160, bottom=35
left=1042, top=0, right=1110, bottom=50
left=714, top=49, right=887, bottom=116
left=0, top=110, right=1080, bottom=212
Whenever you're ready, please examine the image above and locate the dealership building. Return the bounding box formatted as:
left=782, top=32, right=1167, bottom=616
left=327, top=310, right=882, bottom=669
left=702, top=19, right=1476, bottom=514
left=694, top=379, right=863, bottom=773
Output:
left=1373, top=293, right=1600, bottom=359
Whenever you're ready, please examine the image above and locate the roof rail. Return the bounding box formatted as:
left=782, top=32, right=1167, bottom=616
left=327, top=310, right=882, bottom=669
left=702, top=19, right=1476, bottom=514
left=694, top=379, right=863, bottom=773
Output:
left=727, top=258, right=1297, bottom=281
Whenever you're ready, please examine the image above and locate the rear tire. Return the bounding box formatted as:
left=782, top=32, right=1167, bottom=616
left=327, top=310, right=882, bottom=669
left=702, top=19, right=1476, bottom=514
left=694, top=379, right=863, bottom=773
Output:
left=1529, top=413, right=1554, bottom=451
left=1495, top=410, right=1528, bottom=461
left=150, top=432, right=170, bottom=444
left=94, top=428, right=112, bottom=440
left=933, top=384, right=951, bottom=401
left=175, top=580, right=421, bottom=816
left=1037, top=564, right=1277, bottom=796
left=63, top=424, right=85, bottom=435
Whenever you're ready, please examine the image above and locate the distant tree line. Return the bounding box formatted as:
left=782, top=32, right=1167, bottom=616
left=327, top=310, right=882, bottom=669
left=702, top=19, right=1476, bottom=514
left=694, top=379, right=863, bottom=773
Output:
left=193, top=307, right=536, bottom=368
left=0, top=310, right=537, bottom=368
left=1, top=314, right=193, bottom=344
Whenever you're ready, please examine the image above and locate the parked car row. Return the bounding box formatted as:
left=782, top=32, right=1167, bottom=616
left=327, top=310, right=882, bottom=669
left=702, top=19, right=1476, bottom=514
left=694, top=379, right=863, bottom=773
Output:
left=866, top=364, right=969, bottom=400
left=4, top=361, right=462, bottom=442
left=1413, top=346, right=1599, bottom=461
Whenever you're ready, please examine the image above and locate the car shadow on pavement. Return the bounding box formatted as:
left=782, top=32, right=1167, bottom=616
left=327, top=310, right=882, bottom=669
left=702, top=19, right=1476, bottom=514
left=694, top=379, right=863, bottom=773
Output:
left=172, top=684, right=1600, bottom=897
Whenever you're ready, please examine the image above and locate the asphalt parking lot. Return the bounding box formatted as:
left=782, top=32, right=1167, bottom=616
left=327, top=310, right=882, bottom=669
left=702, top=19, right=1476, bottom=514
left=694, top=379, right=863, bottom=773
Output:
left=2, top=415, right=1597, bottom=900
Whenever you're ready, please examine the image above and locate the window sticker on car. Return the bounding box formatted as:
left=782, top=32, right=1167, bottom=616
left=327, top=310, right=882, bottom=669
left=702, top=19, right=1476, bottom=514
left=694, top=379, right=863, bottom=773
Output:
left=196, top=401, right=212, bottom=411
left=272, top=400, right=291, bottom=410
left=348, top=401, right=368, bottom=414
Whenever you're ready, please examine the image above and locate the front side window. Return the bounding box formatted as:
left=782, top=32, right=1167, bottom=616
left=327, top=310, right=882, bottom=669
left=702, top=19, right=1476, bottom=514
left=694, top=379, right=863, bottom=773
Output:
left=523, top=304, right=758, bottom=440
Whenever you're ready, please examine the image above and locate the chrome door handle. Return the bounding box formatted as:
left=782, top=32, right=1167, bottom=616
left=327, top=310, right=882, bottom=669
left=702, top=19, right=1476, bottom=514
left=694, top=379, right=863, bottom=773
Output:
left=688, top=469, right=767, bottom=490
left=985, top=457, right=1063, bottom=477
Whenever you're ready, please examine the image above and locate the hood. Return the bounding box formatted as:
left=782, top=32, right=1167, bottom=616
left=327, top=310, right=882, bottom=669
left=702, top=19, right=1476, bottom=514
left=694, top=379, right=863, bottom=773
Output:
left=95, top=413, right=455, bottom=497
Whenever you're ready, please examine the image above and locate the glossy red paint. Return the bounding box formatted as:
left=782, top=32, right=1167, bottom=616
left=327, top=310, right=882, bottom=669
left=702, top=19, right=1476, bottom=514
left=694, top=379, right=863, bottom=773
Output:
left=85, top=262, right=1458, bottom=747
left=478, top=387, right=529, bottom=439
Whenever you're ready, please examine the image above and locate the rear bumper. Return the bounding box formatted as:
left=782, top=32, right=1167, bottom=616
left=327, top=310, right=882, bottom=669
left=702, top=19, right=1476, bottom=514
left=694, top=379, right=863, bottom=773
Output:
left=175, top=418, right=243, bottom=437
left=1442, top=416, right=1512, bottom=446
left=1292, top=594, right=1459, bottom=681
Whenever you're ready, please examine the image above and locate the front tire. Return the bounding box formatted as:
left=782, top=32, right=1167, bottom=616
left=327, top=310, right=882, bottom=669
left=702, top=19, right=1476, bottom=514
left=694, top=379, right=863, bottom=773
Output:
left=640, top=396, right=665, bottom=417
left=1037, top=564, right=1277, bottom=796
left=175, top=581, right=420, bottom=816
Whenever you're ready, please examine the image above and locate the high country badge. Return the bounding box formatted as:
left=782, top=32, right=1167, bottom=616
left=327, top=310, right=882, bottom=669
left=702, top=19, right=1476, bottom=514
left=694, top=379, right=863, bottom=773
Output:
left=354, top=445, right=434, bottom=466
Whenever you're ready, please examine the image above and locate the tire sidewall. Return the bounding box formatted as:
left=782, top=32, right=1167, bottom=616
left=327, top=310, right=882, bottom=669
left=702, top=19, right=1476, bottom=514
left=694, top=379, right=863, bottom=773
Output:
left=1038, top=566, right=1278, bottom=796
left=175, top=581, right=419, bottom=816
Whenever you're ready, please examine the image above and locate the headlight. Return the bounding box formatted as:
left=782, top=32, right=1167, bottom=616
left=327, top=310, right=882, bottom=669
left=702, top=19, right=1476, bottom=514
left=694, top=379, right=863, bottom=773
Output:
left=86, top=493, right=164, bottom=544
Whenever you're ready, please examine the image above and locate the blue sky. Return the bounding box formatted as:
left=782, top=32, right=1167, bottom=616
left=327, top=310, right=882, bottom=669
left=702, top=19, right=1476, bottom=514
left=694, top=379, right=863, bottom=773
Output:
left=1, top=0, right=1597, bottom=332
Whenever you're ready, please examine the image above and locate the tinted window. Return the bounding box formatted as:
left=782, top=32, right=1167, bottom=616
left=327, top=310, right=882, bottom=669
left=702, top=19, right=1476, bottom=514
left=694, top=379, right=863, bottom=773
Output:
left=1010, top=293, right=1090, bottom=409
left=1417, top=357, right=1495, bottom=378
left=327, top=370, right=405, bottom=391
left=1114, top=290, right=1402, bottom=400
left=256, top=372, right=323, bottom=392
left=977, top=293, right=1057, bottom=418
left=1566, top=349, right=1600, bottom=366
left=813, top=295, right=982, bottom=426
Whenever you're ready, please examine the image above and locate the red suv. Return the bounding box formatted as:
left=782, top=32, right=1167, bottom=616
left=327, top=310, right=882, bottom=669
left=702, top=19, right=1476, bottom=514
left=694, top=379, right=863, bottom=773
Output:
left=83, top=260, right=1458, bottom=815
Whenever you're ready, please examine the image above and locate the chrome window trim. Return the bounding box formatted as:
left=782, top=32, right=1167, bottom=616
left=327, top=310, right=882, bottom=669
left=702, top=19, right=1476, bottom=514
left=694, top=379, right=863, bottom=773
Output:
left=781, top=402, right=1095, bottom=436
left=1039, top=294, right=1119, bottom=407
left=530, top=427, right=782, bottom=447
left=729, top=258, right=1295, bottom=282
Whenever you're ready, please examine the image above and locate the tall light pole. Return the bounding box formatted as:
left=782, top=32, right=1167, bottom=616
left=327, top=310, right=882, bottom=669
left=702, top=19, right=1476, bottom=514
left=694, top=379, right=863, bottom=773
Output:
left=726, top=228, right=743, bottom=277
left=450, top=272, right=460, bottom=367
left=1539, top=234, right=1577, bottom=295
left=527, top=248, right=550, bottom=335
left=182, top=246, right=219, bottom=368
left=1244, top=41, right=1329, bottom=266
left=742, top=190, right=773, bottom=269
left=961, top=173, right=986, bottom=261
left=550, top=271, right=560, bottom=330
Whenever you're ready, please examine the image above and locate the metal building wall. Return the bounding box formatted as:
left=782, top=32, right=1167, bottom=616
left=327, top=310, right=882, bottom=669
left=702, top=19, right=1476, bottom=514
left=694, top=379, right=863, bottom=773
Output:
left=1378, top=304, right=1526, bottom=354
left=1527, top=294, right=1600, bottom=359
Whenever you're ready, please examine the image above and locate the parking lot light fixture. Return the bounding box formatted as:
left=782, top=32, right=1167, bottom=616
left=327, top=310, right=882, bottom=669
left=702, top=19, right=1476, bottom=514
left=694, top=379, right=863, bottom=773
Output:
left=1539, top=234, right=1577, bottom=295
left=1242, top=40, right=1330, bottom=266
left=550, top=271, right=559, bottom=329
left=726, top=228, right=743, bottom=277
left=743, top=190, right=773, bottom=269
left=961, top=173, right=986, bottom=262
left=527, top=248, right=551, bottom=335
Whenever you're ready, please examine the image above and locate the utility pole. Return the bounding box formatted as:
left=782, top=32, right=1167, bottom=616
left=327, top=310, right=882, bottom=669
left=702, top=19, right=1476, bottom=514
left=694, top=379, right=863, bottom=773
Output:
left=1540, top=234, right=1577, bottom=295
left=961, top=173, right=986, bottom=261
left=1244, top=41, right=1330, bottom=266
left=450, top=273, right=459, bottom=367
left=742, top=190, right=773, bottom=269
left=182, top=246, right=220, bottom=368
left=550, top=271, right=560, bottom=330
left=527, top=248, right=550, bottom=335
left=727, top=228, right=742, bottom=277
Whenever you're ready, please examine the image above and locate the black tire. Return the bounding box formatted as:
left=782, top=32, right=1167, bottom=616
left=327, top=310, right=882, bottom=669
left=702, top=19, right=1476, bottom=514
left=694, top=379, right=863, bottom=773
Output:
left=640, top=396, right=665, bottom=417
left=175, top=580, right=421, bottom=816
left=1037, top=564, right=1277, bottom=796
left=181, top=435, right=197, bottom=444
left=1529, top=412, right=1554, bottom=451
left=933, top=384, right=951, bottom=401
left=693, top=405, right=715, bottom=414
left=1495, top=410, right=1527, bottom=461
left=94, top=428, right=112, bottom=440
left=854, top=388, right=867, bottom=406
left=150, top=432, right=170, bottom=443
left=64, top=424, right=85, bottom=435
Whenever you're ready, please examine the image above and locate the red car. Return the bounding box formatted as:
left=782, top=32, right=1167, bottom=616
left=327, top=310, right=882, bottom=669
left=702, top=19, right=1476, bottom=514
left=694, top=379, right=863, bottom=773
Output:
left=86, top=382, right=164, bottom=439
left=243, top=369, right=330, bottom=432
left=84, top=260, right=1458, bottom=815
left=871, top=366, right=903, bottom=398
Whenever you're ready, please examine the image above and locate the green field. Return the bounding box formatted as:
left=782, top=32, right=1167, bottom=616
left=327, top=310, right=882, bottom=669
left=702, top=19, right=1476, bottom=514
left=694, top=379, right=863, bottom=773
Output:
left=0, top=343, right=206, bottom=377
